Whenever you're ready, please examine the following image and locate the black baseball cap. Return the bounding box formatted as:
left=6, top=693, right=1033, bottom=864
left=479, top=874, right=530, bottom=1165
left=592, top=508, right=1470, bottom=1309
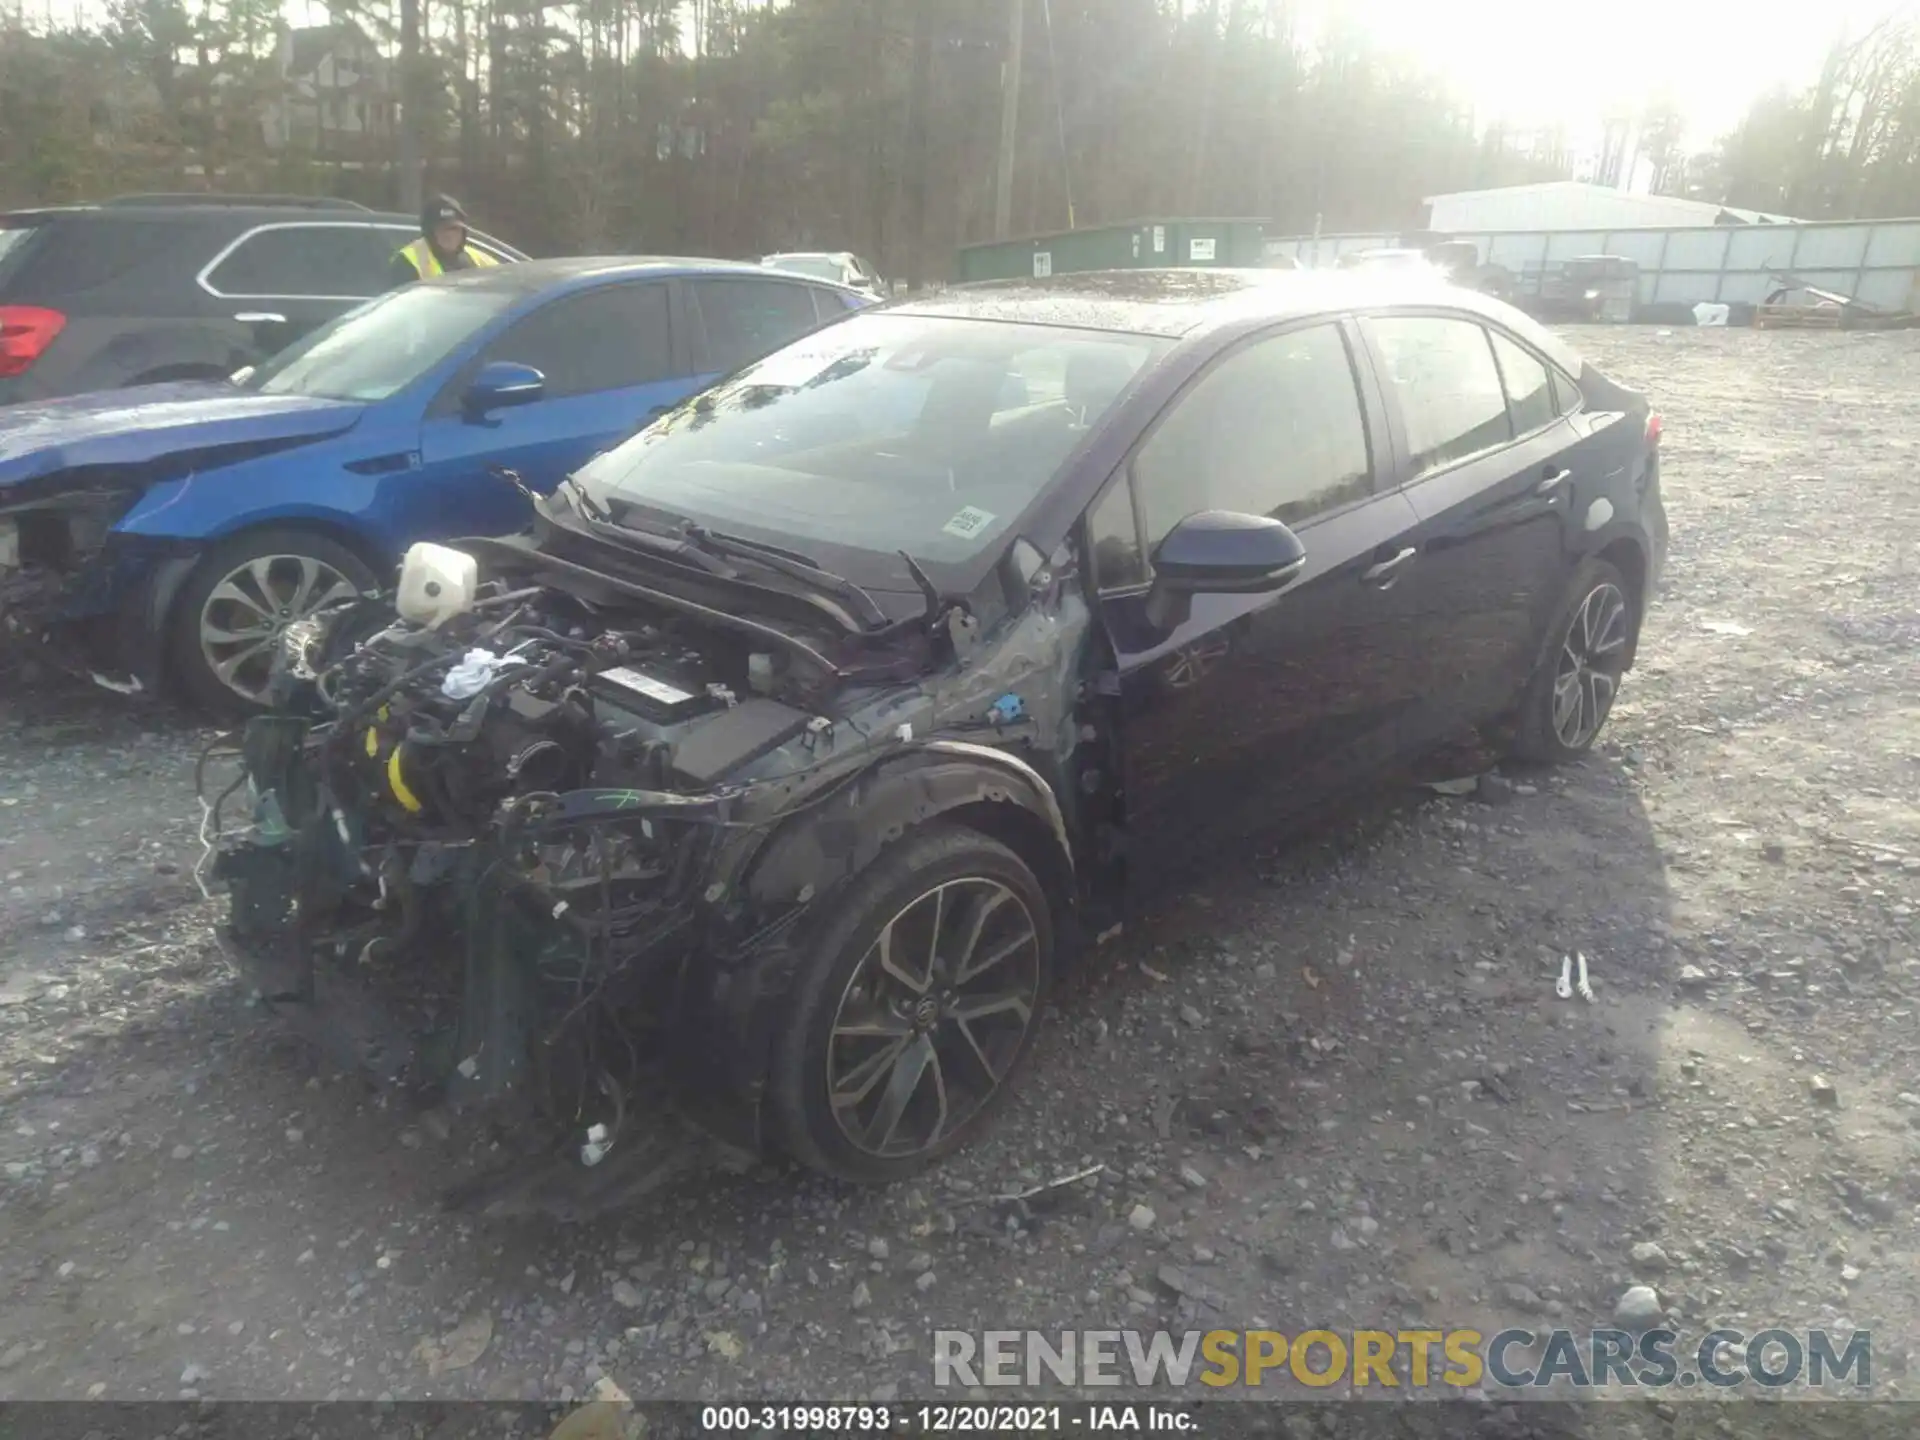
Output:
left=423, top=195, right=468, bottom=230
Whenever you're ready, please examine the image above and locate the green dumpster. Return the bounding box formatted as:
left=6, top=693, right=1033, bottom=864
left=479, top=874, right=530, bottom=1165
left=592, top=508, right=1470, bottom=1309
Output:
left=956, top=218, right=1266, bottom=283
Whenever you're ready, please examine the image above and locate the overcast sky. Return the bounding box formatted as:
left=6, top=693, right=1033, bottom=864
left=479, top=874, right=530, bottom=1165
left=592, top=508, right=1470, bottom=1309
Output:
left=266, top=0, right=1914, bottom=152
left=1318, top=0, right=1911, bottom=143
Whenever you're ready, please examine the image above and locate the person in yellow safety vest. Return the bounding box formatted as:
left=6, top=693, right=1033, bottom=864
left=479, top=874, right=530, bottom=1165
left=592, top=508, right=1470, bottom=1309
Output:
left=387, top=194, right=500, bottom=288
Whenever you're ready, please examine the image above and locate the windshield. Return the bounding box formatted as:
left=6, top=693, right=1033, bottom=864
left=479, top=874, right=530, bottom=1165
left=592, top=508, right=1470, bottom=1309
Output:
left=764, top=255, right=845, bottom=283
left=244, top=286, right=514, bottom=402
left=574, top=312, right=1164, bottom=572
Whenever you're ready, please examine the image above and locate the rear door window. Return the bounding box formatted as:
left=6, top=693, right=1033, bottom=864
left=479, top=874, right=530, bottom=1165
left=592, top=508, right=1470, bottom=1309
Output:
left=1367, top=315, right=1514, bottom=477
left=810, top=287, right=857, bottom=323
left=690, top=278, right=826, bottom=373
left=204, top=224, right=401, bottom=298
left=1550, top=368, right=1582, bottom=416
left=1488, top=330, right=1557, bottom=436
left=456, top=281, right=675, bottom=402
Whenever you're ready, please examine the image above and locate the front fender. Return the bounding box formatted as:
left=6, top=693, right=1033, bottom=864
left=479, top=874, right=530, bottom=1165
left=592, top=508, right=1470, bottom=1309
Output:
left=682, top=743, right=1075, bottom=1148
left=110, top=451, right=389, bottom=556
left=741, top=741, right=1071, bottom=908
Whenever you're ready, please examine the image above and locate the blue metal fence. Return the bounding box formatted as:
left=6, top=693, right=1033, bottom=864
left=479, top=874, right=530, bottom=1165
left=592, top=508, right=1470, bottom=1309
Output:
left=1264, top=218, right=1920, bottom=313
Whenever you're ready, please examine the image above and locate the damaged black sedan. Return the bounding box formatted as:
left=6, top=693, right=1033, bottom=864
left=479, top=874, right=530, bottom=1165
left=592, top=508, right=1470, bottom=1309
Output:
left=211, top=270, right=1666, bottom=1210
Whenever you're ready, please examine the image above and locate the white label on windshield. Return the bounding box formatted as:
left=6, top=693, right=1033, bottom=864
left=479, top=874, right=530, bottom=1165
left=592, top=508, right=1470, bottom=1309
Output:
left=942, top=506, right=997, bottom=540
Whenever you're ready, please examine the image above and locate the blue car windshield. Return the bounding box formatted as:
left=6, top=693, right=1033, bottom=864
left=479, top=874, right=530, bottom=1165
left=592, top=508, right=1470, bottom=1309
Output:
left=245, top=286, right=514, bottom=402
left=575, top=312, right=1164, bottom=566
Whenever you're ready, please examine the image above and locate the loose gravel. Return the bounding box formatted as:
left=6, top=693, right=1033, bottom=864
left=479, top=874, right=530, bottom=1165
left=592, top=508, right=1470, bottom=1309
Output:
left=1, top=326, right=1917, bottom=1423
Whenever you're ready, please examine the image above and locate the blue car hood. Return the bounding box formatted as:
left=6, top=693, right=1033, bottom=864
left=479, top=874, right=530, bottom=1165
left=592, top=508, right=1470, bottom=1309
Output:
left=0, top=382, right=365, bottom=492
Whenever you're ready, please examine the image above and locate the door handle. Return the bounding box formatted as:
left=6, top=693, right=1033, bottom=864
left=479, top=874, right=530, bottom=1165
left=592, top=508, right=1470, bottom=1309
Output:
left=234, top=311, right=288, bottom=325
left=1361, top=546, right=1417, bottom=583
left=1535, top=467, right=1571, bottom=495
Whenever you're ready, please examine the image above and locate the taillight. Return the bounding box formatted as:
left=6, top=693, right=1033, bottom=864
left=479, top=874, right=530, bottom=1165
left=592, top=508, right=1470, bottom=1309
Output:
left=0, top=305, right=66, bottom=378
left=1645, top=411, right=1663, bottom=448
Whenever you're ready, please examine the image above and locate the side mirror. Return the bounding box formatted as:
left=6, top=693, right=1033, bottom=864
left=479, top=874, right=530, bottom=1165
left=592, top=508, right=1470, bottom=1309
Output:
left=1143, top=510, right=1306, bottom=632
left=463, top=361, right=545, bottom=419
left=1152, top=510, right=1307, bottom=594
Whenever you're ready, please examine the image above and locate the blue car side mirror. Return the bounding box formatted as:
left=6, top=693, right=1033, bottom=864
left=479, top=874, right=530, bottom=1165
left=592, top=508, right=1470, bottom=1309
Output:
left=464, top=361, right=546, bottom=419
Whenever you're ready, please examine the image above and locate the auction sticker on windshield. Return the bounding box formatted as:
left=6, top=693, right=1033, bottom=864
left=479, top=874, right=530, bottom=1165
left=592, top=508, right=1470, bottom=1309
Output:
left=942, top=506, right=997, bottom=540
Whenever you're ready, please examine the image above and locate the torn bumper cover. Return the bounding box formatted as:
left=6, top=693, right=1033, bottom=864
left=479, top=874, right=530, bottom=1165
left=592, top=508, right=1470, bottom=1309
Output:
left=211, top=715, right=755, bottom=1213
left=215, top=713, right=721, bottom=1070
left=0, top=503, right=195, bottom=694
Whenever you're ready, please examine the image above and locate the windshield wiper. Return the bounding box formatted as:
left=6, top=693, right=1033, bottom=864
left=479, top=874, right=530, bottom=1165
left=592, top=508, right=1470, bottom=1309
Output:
left=678, top=523, right=889, bottom=629
left=560, top=473, right=613, bottom=524
left=552, top=483, right=897, bottom=632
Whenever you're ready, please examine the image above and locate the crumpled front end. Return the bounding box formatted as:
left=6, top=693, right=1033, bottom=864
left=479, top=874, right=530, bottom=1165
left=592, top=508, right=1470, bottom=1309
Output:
left=0, top=483, right=177, bottom=694
left=0, top=385, right=368, bottom=695
left=202, top=529, right=1103, bottom=1215
left=213, top=709, right=740, bottom=1216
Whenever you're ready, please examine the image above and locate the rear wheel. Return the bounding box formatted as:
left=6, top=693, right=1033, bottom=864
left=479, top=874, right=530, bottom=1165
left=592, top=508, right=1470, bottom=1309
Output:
left=1511, top=558, right=1636, bottom=764
left=768, top=824, right=1054, bottom=1183
left=169, top=528, right=377, bottom=716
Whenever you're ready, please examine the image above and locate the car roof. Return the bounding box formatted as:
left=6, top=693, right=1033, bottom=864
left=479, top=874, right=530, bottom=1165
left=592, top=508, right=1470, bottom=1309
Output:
left=1, top=202, right=420, bottom=227
left=889, top=267, right=1586, bottom=371
left=424, top=255, right=864, bottom=296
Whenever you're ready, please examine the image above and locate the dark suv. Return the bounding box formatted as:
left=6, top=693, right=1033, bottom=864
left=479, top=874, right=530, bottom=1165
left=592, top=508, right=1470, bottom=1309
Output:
left=0, top=194, right=525, bottom=405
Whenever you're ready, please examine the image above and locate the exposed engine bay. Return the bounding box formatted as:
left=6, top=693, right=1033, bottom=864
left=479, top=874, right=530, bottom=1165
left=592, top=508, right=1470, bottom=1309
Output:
left=207, top=534, right=1105, bottom=1217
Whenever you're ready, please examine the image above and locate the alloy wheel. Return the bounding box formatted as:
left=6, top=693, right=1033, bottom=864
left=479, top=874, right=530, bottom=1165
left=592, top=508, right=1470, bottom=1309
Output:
left=1551, top=580, right=1630, bottom=750
left=1160, top=633, right=1232, bottom=690
left=826, top=877, right=1042, bottom=1160
left=199, top=554, right=361, bottom=704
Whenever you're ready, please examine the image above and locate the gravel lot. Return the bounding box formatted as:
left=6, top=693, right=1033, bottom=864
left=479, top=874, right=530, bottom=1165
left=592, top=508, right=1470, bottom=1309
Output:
left=2, top=325, right=1918, bottom=1422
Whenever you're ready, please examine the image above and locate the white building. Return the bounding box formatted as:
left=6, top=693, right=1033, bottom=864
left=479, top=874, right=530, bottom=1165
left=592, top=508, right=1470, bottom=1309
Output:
left=1423, top=182, right=1800, bottom=233
left=262, top=22, right=394, bottom=153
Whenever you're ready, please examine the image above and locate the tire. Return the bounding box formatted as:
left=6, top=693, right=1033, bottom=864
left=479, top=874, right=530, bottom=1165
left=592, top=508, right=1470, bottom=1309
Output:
left=767, top=824, right=1055, bottom=1183
left=1510, top=558, right=1637, bottom=765
left=169, top=528, right=378, bottom=716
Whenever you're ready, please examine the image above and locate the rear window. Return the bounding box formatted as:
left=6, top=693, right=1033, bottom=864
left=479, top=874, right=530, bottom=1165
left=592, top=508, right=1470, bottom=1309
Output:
left=0, top=222, right=42, bottom=280
left=0, top=216, right=185, bottom=296
left=692, top=277, right=829, bottom=372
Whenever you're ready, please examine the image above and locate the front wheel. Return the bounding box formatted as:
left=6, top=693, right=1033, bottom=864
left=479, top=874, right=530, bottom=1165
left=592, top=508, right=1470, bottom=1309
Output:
left=767, top=824, right=1055, bottom=1183
left=1511, top=558, right=1637, bottom=764
left=169, top=529, right=378, bottom=716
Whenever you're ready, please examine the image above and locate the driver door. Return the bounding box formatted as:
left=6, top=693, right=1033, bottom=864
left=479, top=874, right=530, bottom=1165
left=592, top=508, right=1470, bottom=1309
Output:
left=1088, top=319, right=1429, bottom=889
left=406, top=280, right=697, bottom=541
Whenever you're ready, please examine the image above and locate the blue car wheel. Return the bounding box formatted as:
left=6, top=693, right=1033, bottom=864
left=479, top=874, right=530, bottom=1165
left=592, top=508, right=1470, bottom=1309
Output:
left=168, top=528, right=379, bottom=715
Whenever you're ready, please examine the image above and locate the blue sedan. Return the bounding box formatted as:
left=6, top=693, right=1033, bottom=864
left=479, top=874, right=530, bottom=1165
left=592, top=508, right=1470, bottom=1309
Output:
left=0, top=258, right=868, bottom=710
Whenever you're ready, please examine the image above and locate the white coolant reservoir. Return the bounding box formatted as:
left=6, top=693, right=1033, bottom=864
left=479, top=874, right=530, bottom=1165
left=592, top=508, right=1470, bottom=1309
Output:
left=396, top=543, right=479, bottom=626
